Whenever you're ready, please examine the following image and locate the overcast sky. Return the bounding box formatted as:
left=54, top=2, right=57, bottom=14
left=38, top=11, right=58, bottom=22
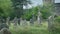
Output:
left=23, top=0, right=43, bottom=9
left=31, top=0, right=43, bottom=6
left=31, top=0, right=60, bottom=6
left=55, top=0, right=60, bottom=3
left=23, top=0, right=60, bottom=9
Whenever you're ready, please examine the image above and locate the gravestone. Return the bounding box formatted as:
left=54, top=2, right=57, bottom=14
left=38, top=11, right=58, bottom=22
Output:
left=0, top=28, right=11, bottom=34
left=23, top=19, right=27, bottom=26
left=0, top=23, right=9, bottom=30
left=13, top=17, right=18, bottom=26
left=6, top=17, right=10, bottom=25
left=30, top=19, right=34, bottom=25
left=30, top=14, right=35, bottom=25
left=17, top=18, right=21, bottom=25
left=37, top=11, right=42, bottom=25
left=48, top=15, right=54, bottom=32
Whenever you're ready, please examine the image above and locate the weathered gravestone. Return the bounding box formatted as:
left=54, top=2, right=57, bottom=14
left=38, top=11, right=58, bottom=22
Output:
left=6, top=17, right=10, bottom=25
left=17, top=18, right=21, bottom=25
left=0, top=23, right=9, bottom=30
left=37, top=11, right=42, bottom=25
left=30, top=14, right=35, bottom=25
left=23, top=19, right=27, bottom=26
left=0, top=18, right=9, bottom=30
left=48, top=15, right=54, bottom=32
left=21, top=19, right=27, bottom=26
left=30, top=19, right=34, bottom=25
left=0, top=28, right=11, bottom=34
left=13, top=17, right=18, bottom=26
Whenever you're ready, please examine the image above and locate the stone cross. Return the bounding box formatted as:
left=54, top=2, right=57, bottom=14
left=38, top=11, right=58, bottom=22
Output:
left=37, top=11, right=42, bottom=25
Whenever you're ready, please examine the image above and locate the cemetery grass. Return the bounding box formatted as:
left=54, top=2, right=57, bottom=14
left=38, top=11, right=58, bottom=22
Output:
left=9, top=22, right=50, bottom=34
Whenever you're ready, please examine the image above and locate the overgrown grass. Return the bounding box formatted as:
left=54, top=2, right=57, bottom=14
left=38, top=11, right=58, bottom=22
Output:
left=9, top=22, right=60, bottom=34
left=9, top=22, right=49, bottom=34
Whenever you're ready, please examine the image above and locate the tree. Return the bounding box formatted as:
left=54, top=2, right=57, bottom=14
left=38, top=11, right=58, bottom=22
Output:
left=11, top=0, right=31, bottom=18
left=0, top=0, right=13, bottom=22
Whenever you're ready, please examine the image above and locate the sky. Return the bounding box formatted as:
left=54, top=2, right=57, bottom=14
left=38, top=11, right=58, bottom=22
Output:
left=31, top=0, right=43, bottom=6
left=23, top=0, right=60, bottom=9
left=31, top=0, right=60, bottom=6
left=23, top=0, right=43, bottom=9
left=55, top=0, right=60, bottom=3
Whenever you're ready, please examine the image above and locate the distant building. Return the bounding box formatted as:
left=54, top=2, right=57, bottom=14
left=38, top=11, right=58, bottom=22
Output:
left=43, top=0, right=54, bottom=5
left=43, top=0, right=60, bottom=16
left=55, top=3, right=60, bottom=16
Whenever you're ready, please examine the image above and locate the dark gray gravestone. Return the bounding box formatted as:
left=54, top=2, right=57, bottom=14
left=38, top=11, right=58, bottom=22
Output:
left=17, top=18, right=21, bottom=25
left=30, top=19, right=34, bottom=25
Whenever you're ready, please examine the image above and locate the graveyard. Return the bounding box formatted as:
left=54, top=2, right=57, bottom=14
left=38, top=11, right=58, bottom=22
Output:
left=0, top=0, right=60, bottom=34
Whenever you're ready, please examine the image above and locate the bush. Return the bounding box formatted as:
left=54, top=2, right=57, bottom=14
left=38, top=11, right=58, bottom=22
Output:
left=51, top=16, right=60, bottom=34
left=55, top=16, right=60, bottom=22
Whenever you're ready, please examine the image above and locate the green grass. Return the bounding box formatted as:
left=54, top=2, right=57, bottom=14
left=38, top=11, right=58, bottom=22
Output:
left=9, top=22, right=60, bottom=34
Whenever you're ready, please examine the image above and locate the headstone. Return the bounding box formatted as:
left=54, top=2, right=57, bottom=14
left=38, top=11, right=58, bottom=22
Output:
left=23, top=19, right=27, bottom=26
left=0, top=23, right=9, bottom=30
left=0, top=28, right=11, bottom=34
left=48, top=15, right=54, bottom=31
left=21, top=19, right=27, bottom=26
left=17, top=18, right=21, bottom=25
left=20, top=18, right=23, bottom=26
left=32, top=14, right=35, bottom=23
left=6, top=17, right=10, bottom=25
left=37, top=11, right=42, bottom=25
left=30, top=19, right=34, bottom=25
left=13, top=17, right=18, bottom=26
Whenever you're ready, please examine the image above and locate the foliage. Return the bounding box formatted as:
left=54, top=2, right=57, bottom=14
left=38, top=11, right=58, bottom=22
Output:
left=11, top=0, right=31, bottom=18
left=22, top=6, right=39, bottom=20
left=55, top=16, right=60, bottom=22
left=41, top=4, right=53, bottom=19
left=0, top=0, right=13, bottom=18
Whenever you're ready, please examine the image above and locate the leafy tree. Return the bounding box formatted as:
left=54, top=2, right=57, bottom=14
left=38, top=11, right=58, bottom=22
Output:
left=11, top=0, right=31, bottom=18
left=0, top=0, right=12, bottom=18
